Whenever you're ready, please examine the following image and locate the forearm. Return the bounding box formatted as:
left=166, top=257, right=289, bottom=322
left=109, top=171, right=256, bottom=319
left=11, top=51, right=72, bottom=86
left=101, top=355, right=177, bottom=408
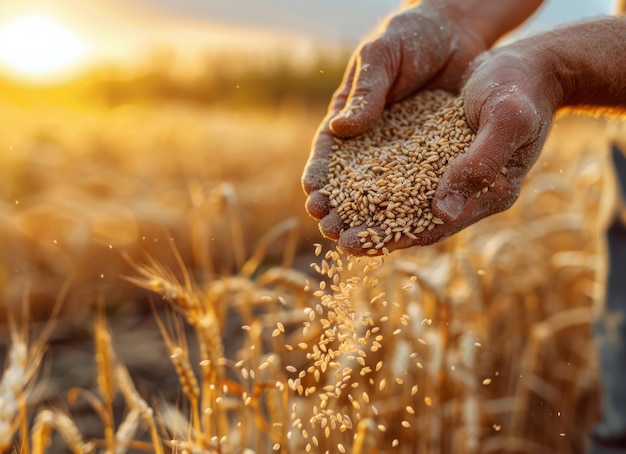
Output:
left=405, top=0, right=544, bottom=47
left=536, top=16, right=626, bottom=110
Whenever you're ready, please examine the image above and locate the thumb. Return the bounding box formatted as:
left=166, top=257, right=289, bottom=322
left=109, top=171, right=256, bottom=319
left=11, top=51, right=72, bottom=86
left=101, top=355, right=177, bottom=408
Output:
left=432, top=93, right=540, bottom=220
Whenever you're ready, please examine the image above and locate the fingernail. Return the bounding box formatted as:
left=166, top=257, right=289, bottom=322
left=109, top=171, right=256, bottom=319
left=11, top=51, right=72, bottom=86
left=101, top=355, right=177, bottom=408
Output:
left=436, top=191, right=467, bottom=220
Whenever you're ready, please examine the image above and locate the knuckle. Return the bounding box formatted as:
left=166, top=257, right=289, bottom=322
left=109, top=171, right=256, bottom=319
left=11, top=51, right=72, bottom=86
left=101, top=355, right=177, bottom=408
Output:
left=358, top=38, right=386, bottom=60
left=457, top=154, right=502, bottom=190
left=498, top=94, right=540, bottom=129
left=493, top=183, right=521, bottom=214
left=466, top=54, right=547, bottom=144
left=499, top=188, right=521, bottom=212
left=357, top=23, right=402, bottom=68
left=302, top=159, right=329, bottom=194
left=494, top=94, right=544, bottom=148
left=306, top=192, right=330, bottom=220
left=320, top=212, right=343, bottom=241
left=386, top=13, right=412, bottom=31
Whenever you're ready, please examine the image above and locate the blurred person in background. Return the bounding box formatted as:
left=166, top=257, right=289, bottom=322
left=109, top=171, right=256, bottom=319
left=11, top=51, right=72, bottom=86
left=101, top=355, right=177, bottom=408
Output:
left=301, top=0, right=626, bottom=451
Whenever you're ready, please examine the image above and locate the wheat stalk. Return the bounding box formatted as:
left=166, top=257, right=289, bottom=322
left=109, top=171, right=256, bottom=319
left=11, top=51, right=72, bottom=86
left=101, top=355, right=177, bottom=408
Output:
left=240, top=218, right=300, bottom=277
left=30, top=409, right=94, bottom=454
left=153, top=312, right=201, bottom=440
left=0, top=280, right=64, bottom=453
left=94, top=311, right=117, bottom=452
left=0, top=330, right=27, bottom=452
left=124, top=253, right=203, bottom=325
left=0, top=311, right=50, bottom=453
left=115, top=364, right=164, bottom=454
left=114, top=409, right=141, bottom=454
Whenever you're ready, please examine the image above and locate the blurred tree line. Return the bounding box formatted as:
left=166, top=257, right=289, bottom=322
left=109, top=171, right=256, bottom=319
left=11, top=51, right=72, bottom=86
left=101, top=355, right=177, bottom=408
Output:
left=0, top=46, right=351, bottom=111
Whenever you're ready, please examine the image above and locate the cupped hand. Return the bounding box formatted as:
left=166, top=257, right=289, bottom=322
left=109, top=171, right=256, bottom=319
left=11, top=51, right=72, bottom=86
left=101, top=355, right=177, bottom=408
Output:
left=338, top=40, right=565, bottom=256
left=301, top=0, right=488, bottom=236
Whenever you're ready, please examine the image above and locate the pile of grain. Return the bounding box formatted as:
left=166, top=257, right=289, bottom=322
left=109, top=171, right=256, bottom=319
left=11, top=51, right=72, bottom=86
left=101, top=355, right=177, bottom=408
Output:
left=320, top=90, right=475, bottom=254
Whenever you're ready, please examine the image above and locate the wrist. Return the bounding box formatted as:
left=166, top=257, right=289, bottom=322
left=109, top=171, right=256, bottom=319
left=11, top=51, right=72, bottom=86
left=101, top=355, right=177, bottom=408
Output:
left=513, top=37, right=570, bottom=112
left=420, top=0, right=544, bottom=48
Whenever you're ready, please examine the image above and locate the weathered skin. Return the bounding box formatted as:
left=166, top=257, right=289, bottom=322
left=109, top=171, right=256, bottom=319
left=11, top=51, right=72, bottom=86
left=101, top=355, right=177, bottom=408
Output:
left=301, top=0, right=626, bottom=256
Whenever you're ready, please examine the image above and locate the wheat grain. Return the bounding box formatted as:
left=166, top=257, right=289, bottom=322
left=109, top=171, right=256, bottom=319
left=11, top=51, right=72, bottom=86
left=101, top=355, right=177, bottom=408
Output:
left=170, top=348, right=200, bottom=400
left=320, top=90, right=475, bottom=251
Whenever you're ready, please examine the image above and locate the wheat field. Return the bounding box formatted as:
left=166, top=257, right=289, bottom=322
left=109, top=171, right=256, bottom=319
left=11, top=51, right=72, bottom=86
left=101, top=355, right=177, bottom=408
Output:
left=0, top=55, right=625, bottom=453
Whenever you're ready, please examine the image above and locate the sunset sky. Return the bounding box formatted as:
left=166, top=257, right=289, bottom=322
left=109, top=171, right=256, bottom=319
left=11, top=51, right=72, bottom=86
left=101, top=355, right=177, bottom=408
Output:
left=0, top=0, right=618, bottom=80
left=137, top=0, right=617, bottom=40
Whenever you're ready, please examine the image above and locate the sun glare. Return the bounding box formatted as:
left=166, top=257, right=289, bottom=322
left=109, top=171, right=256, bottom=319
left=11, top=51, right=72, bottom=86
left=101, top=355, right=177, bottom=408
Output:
left=0, top=14, right=86, bottom=79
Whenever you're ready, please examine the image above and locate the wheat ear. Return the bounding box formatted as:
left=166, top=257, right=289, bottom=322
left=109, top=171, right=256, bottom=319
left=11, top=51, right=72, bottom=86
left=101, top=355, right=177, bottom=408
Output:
left=114, top=409, right=141, bottom=454
left=94, top=311, right=117, bottom=451
left=31, top=409, right=94, bottom=454
left=116, top=365, right=164, bottom=454
left=154, top=312, right=201, bottom=440
left=0, top=329, right=27, bottom=452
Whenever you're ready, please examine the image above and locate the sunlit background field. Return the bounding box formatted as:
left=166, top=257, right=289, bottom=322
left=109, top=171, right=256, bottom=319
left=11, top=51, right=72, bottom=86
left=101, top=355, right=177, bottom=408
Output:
left=0, top=1, right=625, bottom=453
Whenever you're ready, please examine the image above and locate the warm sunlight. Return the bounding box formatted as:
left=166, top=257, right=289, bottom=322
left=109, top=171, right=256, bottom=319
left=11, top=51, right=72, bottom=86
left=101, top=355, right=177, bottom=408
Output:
left=0, top=14, right=86, bottom=79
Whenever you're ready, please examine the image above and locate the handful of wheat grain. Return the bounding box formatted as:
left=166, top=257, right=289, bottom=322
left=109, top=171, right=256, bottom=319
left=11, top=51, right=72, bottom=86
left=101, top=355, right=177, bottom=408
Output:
left=320, top=90, right=475, bottom=254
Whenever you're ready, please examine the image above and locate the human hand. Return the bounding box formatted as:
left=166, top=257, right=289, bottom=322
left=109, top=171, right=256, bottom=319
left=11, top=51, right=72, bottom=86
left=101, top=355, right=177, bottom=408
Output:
left=320, top=39, right=564, bottom=256
left=341, top=14, right=626, bottom=255
left=301, top=0, right=489, bottom=241
left=305, top=9, right=626, bottom=256
left=336, top=39, right=565, bottom=255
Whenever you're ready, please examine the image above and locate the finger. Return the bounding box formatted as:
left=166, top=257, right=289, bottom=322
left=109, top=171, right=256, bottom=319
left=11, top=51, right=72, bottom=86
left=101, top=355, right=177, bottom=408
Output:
left=340, top=170, right=521, bottom=257
left=422, top=171, right=520, bottom=247
left=302, top=59, right=358, bottom=195
left=432, top=91, right=541, bottom=221
left=329, top=37, right=397, bottom=138
left=385, top=18, right=456, bottom=100
left=318, top=209, right=344, bottom=241
left=338, top=225, right=419, bottom=256
left=305, top=190, right=331, bottom=220
left=337, top=215, right=458, bottom=256
left=328, top=56, right=359, bottom=118
left=435, top=168, right=521, bottom=233
left=301, top=127, right=335, bottom=197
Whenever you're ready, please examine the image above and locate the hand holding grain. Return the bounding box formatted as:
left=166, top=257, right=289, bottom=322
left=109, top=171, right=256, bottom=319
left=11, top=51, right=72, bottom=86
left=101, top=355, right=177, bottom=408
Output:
left=304, top=6, right=626, bottom=255
left=431, top=16, right=626, bottom=242
left=301, top=0, right=488, bottom=230
left=320, top=47, right=559, bottom=256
